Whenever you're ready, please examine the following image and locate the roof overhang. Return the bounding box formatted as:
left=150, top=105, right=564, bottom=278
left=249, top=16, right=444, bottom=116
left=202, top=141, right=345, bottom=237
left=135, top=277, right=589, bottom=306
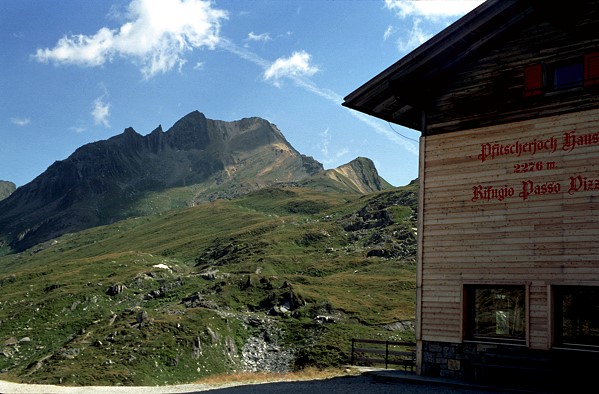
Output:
left=342, top=0, right=534, bottom=133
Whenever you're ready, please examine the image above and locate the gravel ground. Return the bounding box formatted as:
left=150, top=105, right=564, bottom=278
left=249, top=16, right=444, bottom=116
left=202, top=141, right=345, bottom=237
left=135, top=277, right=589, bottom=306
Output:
left=0, top=373, right=513, bottom=394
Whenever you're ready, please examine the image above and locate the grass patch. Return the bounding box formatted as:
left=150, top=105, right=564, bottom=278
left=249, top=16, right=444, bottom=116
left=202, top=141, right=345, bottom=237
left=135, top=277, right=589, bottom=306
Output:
left=195, top=366, right=361, bottom=386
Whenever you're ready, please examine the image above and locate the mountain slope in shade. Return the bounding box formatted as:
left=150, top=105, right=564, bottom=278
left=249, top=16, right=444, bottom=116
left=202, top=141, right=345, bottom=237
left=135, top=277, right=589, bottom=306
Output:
left=0, top=111, right=391, bottom=252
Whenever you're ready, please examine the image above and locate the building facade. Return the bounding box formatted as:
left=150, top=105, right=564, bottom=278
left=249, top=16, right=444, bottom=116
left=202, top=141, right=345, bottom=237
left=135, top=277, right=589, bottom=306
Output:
left=343, top=1, right=599, bottom=391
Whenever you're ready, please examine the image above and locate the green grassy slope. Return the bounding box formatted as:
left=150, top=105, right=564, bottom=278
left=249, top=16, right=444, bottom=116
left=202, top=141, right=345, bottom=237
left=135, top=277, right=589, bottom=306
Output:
left=0, top=182, right=417, bottom=386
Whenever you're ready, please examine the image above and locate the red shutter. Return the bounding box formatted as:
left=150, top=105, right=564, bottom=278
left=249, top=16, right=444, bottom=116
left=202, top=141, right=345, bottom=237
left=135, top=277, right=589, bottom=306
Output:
left=584, top=52, right=599, bottom=87
left=524, top=64, right=543, bottom=97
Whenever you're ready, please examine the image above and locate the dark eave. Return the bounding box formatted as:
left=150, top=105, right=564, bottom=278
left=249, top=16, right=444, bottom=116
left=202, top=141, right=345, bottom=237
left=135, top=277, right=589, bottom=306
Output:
left=342, top=0, right=533, bottom=133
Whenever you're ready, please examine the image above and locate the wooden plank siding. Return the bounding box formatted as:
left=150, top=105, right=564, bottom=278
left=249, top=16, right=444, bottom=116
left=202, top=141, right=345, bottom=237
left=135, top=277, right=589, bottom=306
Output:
left=420, top=108, right=599, bottom=347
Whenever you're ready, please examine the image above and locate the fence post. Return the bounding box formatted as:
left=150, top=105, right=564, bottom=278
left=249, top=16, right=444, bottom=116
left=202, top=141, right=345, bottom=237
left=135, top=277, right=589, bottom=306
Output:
left=385, top=341, right=389, bottom=369
left=351, top=338, right=355, bottom=365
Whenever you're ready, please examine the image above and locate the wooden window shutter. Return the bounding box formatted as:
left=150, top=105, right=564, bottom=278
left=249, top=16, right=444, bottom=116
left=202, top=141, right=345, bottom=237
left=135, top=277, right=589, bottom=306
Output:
left=584, top=52, right=599, bottom=87
left=524, top=63, right=543, bottom=97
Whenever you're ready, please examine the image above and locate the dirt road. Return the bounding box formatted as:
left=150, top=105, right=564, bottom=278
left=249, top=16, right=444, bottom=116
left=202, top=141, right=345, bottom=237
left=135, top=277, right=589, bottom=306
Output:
left=0, top=374, right=510, bottom=394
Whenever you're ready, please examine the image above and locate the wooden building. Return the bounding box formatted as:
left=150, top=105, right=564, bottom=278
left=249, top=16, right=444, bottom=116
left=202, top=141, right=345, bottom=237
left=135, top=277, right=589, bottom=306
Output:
left=343, top=0, right=599, bottom=390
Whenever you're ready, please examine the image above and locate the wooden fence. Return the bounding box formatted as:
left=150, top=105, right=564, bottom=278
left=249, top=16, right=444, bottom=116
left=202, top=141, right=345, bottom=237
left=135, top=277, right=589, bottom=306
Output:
left=350, top=338, right=416, bottom=372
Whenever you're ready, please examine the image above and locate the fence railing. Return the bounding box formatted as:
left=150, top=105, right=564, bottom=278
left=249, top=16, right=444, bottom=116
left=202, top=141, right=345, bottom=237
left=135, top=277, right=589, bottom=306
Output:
left=350, top=338, right=416, bottom=372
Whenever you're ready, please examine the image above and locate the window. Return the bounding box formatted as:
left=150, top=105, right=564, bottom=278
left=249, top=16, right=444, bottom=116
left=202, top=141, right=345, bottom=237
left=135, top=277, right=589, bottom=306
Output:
left=554, top=286, right=599, bottom=349
left=466, top=285, right=526, bottom=343
left=552, top=63, right=584, bottom=90
left=523, top=53, right=599, bottom=96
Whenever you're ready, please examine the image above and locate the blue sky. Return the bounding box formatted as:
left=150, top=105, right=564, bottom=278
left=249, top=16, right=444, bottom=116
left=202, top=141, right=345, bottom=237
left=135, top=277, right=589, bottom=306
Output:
left=1, top=0, right=483, bottom=188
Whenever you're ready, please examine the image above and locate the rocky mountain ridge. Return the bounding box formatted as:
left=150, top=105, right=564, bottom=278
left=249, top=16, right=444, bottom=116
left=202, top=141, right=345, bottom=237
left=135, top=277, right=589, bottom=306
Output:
left=0, top=111, right=390, bottom=252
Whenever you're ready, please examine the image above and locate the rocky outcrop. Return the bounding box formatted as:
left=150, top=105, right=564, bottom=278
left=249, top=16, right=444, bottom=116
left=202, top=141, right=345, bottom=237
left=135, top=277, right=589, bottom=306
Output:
left=341, top=185, right=418, bottom=260
left=241, top=316, right=294, bottom=373
left=0, top=181, right=15, bottom=201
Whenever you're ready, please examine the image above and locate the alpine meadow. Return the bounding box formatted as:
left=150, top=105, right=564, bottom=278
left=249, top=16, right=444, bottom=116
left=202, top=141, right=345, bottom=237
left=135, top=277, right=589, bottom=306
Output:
left=0, top=111, right=418, bottom=386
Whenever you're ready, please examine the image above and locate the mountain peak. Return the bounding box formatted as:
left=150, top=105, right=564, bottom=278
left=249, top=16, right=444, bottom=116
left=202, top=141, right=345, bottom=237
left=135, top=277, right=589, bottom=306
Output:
left=150, top=125, right=163, bottom=135
left=325, top=157, right=392, bottom=194
left=172, top=110, right=207, bottom=128
left=166, top=111, right=209, bottom=150
left=0, top=111, right=389, bottom=252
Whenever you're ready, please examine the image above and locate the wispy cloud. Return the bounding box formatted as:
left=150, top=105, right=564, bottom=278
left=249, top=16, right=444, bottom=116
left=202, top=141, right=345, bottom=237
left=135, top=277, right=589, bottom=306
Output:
left=218, top=38, right=271, bottom=69
left=385, top=1, right=483, bottom=55
left=11, top=117, right=30, bottom=126
left=247, top=31, right=272, bottom=43
left=33, top=0, right=228, bottom=79
left=92, top=95, right=111, bottom=128
left=220, top=40, right=335, bottom=101
left=70, top=125, right=87, bottom=133
left=383, top=25, right=396, bottom=41
left=384, top=0, right=484, bottom=19
left=318, top=127, right=332, bottom=157
left=263, top=51, right=319, bottom=87
left=317, top=128, right=350, bottom=164
left=397, top=18, right=430, bottom=52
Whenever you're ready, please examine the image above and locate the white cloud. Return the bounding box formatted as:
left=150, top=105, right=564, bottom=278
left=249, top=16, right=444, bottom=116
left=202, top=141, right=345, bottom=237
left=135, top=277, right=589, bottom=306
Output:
left=263, top=51, right=319, bottom=87
left=92, top=96, right=111, bottom=128
left=34, top=0, right=228, bottom=79
left=336, top=147, right=350, bottom=158
left=318, top=128, right=331, bottom=156
left=385, top=1, right=483, bottom=54
left=247, top=32, right=272, bottom=42
left=383, top=25, right=396, bottom=41
left=219, top=38, right=271, bottom=69
left=70, top=125, right=87, bottom=133
left=398, top=18, right=430, bottom=52
left=220, top=41, right=329, bottom=98
left=11, top=117, right=30, bottom=126
left=316, top=128, right=350, bottom=165
left=384, top=0, right=484, bottom=19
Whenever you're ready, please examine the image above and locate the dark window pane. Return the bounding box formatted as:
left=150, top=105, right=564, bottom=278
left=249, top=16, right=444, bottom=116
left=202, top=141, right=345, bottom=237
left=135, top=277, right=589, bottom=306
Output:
left=467, top=286, right=525, bottom=341
left=555, top=286, right=599, bottom=348
left=553, top=63, right=584, bottom=90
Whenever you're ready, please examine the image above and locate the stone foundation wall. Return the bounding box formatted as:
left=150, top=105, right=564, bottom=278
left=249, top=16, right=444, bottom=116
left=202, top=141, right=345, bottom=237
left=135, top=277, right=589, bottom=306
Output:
left=420, top=341, right=473, bottom=380
left=420, top=340, right=599, bottom=391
